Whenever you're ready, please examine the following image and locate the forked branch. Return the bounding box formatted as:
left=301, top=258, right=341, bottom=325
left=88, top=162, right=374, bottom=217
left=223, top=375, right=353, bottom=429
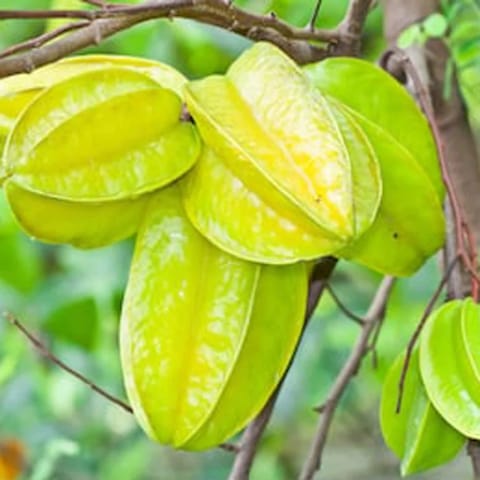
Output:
left=0, top=0, right=373, bottom=77
left=299, top=275, right=396, bottom=480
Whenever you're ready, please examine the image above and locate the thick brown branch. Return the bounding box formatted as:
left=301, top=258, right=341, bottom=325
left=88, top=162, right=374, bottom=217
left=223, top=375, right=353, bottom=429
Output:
left=337, top=0, right=374, bottom=55
left=299, top=276, right=396, bottom=480
left=228, top=257, right=338, bottom=480
left=0, top=0, right=374, bottom=77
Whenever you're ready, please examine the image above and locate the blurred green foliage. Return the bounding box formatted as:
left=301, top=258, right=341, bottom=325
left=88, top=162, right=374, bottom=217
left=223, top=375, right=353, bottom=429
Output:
left=0, top=1, right=477, bottom=479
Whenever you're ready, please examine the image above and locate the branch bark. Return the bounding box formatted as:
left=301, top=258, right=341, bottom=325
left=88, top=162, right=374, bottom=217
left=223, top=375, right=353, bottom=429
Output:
left=383, top=0, right=480, bottom=476
left=299, top=276, right=396, bottom=480
left=383, top=0, right=480, bottom=298
left=0, top=0, right=373, bottom=77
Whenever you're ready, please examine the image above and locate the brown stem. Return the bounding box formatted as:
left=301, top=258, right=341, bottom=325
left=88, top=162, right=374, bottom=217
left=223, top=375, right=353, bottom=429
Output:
left=3, top=311, right=133, bottom=414
left=326, top=284, right=365, bottom=325
left=395, top=254, right=459, bottom=413
left=299, top=276, right=396, bottom=480
left=468, top=440, right=480, bottom=480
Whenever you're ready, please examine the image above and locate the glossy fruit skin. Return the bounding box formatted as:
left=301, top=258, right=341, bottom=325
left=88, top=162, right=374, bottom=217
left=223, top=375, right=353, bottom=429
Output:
left=120, top=185, right=308, bottom=450
left=183, top=42, right=381, bottom=264
left=0, top=89, right=43, bottom=166
left=420, top=298, right=480, bottom=439
left=0, top=55, right=187, bottom=181
left=4, top=67, right=200, bottom=201
left=5, top=182, right=151, bottom=248
left=380, top=349, right=464, bottom=476
left=0, top=57, right=200, bottom=248
left=305, top=58, right=445, bottom=276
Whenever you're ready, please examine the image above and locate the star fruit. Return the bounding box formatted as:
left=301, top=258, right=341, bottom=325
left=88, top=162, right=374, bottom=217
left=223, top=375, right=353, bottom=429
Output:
left=183, top=42, right=382, bottom=264
left=120, top=185, right=308, bottom=450
left=0, top=57, right=200, bottom=248
left=305, top=58, right=445, bottom=276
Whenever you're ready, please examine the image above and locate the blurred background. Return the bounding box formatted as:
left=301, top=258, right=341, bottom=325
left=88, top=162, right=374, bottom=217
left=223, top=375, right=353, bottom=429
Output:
left=0, top=0, right=479, bottom=478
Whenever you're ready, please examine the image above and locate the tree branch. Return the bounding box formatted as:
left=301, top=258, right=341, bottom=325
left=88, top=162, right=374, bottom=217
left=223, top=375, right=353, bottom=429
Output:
left=337, top=0, right=374, bottom=55
left=0, top=0, right=374, bottom=77
left=299, top=276, right=396, bottom=480
left=228, top=257, right=338, bottom=480
left=326, top=284, right=365, bottom=325
left=468, top=440, right=480, bottom=480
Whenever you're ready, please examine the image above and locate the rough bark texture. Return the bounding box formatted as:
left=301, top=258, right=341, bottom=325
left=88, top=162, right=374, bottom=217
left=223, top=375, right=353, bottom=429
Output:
left=383, top=0, right=480, bottom=298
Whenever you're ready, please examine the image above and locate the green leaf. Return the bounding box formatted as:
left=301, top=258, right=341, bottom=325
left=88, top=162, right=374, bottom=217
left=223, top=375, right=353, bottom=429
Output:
left=420, top=298, right=480, bottom=439
left=423, top=13, right=449, bottom=38
left=397, top=24, right=423, bottom=48
left=43, top=296, right=99, bottom=350
left=0, top=234, right=41, bottom=292
left=380, top=349, right=465, bottom=475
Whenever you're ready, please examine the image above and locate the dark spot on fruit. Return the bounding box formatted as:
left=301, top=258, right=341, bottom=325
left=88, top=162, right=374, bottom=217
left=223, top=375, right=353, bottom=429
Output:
left=393, top=232, right=399, bottom=239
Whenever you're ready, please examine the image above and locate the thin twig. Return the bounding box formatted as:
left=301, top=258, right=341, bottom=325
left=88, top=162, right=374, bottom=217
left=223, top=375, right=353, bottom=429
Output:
left=228, top=257, right=338, bottom=480
left=2, top=310, right=244, bottom=454
left=3, top=311, right=133, bottom=414
left=308, top=0, right=322, bottom=31
left=326, top=284, right=365, bottom=325
left=0, top=21, right=90, bottom=60
left=395, top=255, right=459, bottom=413
left=299, top=276, right=396, bottom=480
left=81, top=0, right=110, bottom=7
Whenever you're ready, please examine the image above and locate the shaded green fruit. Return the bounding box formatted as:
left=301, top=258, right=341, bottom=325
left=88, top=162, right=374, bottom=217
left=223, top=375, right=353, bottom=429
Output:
left=380, top=349, right=464, bottom=476
left=183, top=42, right=381, bottom=264
left=305, top=58, right=445, bottom=275
left=0, top=89, right=43, bottom=163
left=4, top=67, right=200, bottom=201
left=120, top=186, right=307, bottom=449
left=5, top=182, right=150, bottom=248
left=420, top=298, right=480, bottom=439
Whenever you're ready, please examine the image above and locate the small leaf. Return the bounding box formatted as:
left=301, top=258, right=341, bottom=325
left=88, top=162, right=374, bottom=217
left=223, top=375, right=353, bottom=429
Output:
left=423, top=13, right=449, bottom=38
left=397, top=24, right=423, bottom=48
left=43, top=296, right=99, bottom=350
